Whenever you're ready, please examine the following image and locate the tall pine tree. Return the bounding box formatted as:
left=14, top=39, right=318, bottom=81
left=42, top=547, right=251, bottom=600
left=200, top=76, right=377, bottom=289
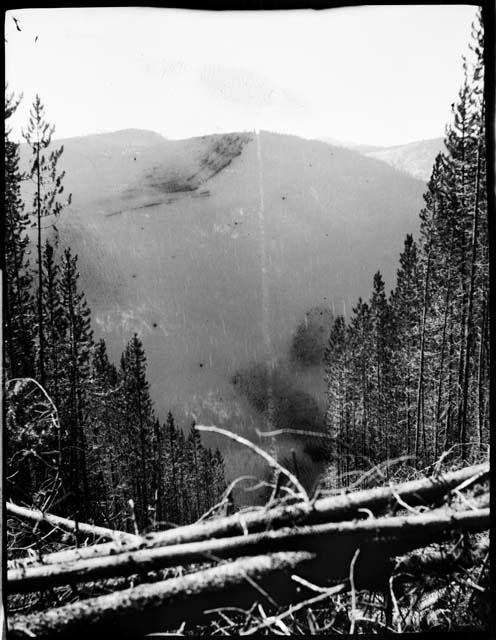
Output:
left=22, top=95, right=71, bottom=387
left=4, top=89, right=35, bottom=379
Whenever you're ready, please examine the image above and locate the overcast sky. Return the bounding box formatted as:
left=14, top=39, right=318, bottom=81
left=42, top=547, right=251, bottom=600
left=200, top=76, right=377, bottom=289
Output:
left=5, top=5, right=477, bottom=147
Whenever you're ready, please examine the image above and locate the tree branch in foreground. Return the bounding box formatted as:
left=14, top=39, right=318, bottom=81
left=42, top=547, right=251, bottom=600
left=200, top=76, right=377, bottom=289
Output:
left=8, top=551, right=317, bottom=638
left=10, top=462, right=488, bottom=570
left=6, top=502, right=139, bottom=544
left=8, top=507, right=489, bottom=594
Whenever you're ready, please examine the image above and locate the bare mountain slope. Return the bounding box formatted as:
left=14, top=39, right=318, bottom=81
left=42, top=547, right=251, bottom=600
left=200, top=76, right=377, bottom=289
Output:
left=20, top=129, right=426, bottom=490
left=319, top=136, right=445, bottom=181
left=364, top=138, right=445, bottom=181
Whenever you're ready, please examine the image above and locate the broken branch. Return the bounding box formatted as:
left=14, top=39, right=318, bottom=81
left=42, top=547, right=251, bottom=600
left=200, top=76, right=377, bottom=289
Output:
left=11, top=463, right=487, bottom=570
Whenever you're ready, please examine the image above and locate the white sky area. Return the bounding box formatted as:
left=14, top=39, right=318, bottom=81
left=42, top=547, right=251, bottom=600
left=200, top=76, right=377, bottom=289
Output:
left=5, top=5, right=478, bottom=147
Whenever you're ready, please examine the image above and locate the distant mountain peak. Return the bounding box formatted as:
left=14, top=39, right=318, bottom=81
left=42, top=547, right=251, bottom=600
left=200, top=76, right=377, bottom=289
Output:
left=317, top=135, right=445, bottom=181
left=364, top=138, right=445, bottom=181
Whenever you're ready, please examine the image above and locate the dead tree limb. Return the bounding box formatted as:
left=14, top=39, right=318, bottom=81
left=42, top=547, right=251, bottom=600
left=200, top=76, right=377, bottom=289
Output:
left=8, top=508, right=489, bottom=636
left=11, top=463, right=487, bottom=570
left=7, top=551, right=317, bottom=638
left=8, top=507, right=489, bottom=594
left=194, top=425, right=310, bottom=502
left=6, top=502, right=139, bottom=544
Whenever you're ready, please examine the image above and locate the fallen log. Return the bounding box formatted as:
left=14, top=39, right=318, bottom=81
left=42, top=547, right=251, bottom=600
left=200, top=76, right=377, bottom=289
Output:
left=8, top=507, right=490, bottom=637
left=8, top=507, right=489, bottom=594
left=10, top=462, right=488, bottom=570
left=7, top=551, right=318, bottom=638
left=6, top=502, right=139, bottom=544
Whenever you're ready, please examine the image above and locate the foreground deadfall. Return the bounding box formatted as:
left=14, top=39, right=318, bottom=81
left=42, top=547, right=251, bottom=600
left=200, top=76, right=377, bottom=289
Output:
left=7, top=463, right=489, bottom=638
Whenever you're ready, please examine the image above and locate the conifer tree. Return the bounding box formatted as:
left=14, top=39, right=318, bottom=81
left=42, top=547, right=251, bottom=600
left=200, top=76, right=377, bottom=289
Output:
left=41, top=241, right=65, bottom=408
left=458, top=21, right=486, bottom=458
left=165, top=411, right=179, bottom=523
left=87, top=339, right=125, bottom=527
left=22, top=95, right=71, bottom=387
left=368, top=271, right=391, bottom=467
left=58, top=248, right=93, bottom=517
left=119, top=334, right=155, bottom=529
left=389, top=235, right=421, bottom=458
left=212, top=448, right=227, bottom=501
left=152, top=418, right=164, bottom=525
left=348, top=299, right=372, bottom=470
left=4, top=89, right=35, bottom=379
left=175, top=427, right=190, bottom=524
left=187, top=422, right=202, bottom=520
left=415, top=154, right=451, bottom=465
left=324, top=316, right=348, bottom=483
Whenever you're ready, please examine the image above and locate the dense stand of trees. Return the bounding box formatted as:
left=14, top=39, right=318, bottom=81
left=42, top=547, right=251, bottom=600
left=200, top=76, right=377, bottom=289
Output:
left=324, top=14, right=489, bottom=483
left=4, top=93, right=226, bottom=532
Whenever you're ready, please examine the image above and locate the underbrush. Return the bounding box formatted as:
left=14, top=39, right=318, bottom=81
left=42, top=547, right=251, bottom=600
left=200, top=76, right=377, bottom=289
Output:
left=6, top=451, right=490, bottom=637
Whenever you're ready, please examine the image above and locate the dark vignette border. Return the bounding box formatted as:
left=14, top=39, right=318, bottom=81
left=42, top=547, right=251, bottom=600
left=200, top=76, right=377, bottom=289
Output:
left=1, top=2, right=494, bottom=639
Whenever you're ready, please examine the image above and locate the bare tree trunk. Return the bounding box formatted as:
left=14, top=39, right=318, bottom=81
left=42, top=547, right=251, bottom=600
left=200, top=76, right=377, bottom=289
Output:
left=11, top=463, right=488, bottom=570
left=361, top=363, right=367, bottom=470
left=136, top=379, right=149, bottom=529
left=405, top=347, right=412, bottom=457
left=4, top=293, right=16, bottom=378
left=6, top=502, right=138, bottom=543
left=477, top=296, right=487, bottom=452
left=434, top=229, right=455, bottom=459
left=8, top=507, right=489, bottom=594
left=8, top=551, right=316, bottom=637
left=416, top=245, right=433, bottom=466
left=460, top=132, right=483, bottom=459
left=36, top=140, right=46, bottom=387
left=5, top=223, right=33, bottom=377
left=444, top=328, right=456, bottom=449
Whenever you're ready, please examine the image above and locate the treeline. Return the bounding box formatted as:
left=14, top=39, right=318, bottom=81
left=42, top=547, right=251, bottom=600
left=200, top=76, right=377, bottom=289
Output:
left=4, top=93, right=226, bottom=532
left=324, top=14, right=488, bottom=481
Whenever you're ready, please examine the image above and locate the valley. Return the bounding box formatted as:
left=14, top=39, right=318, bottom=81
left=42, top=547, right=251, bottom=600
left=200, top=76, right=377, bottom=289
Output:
left=20, top=128, right=428, bottom=487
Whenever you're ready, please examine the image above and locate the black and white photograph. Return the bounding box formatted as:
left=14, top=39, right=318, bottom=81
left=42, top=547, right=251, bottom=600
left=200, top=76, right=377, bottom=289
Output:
left=3, top=3, right=492, bottom=637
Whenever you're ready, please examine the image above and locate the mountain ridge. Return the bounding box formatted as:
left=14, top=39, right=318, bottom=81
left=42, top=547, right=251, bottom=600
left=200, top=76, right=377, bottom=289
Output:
left=44, top=127, right=445, bottom=183
left=53, top=128, right=167, bottom=149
